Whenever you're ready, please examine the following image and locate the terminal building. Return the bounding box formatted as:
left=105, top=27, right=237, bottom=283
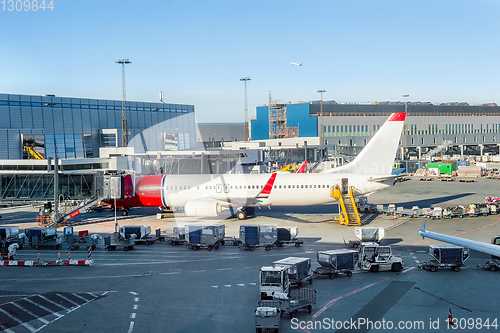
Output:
left=251, top=101, right=500, bottom=159
left=0, top=93, right=197, bottom=160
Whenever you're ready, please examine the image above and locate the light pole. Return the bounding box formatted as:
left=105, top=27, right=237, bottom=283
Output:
left=116, top=59, right=132, bottom=147
left=403, top=94, right=409, bottom=159
left=240, top=77, right=251, bottom=142
left=317, top=89, right=326, bottom=145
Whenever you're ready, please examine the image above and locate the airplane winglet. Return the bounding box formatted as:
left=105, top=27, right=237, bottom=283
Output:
left=258, top=173, right=277, bottom=197
left=419, top=220, right=427, bottom=239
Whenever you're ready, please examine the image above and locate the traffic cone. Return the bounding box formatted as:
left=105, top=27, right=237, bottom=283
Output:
left=393, top=211, right=397, bottom=220
left=448, top=309, right=454, bottom=326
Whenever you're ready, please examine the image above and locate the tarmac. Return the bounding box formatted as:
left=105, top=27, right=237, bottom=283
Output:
left=0, top=177, right=499, bottom=332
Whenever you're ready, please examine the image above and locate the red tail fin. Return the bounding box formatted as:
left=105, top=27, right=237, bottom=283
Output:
left=297, top=160, right=308, bottom=173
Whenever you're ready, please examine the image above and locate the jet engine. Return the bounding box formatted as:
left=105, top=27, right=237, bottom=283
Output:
left=184, top=200, right=223, bottom=217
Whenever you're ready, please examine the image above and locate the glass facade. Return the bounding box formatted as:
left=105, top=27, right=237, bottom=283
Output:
left=0, top=94, right=197, bottom=159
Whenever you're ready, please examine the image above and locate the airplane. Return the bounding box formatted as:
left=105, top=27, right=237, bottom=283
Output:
left=109, top=112, right=406, bottom=220
left=419, top=221, right=500, bottom=257
left=297, top=160, right=308, bottom=173
left=290, top=62, right=303, bottom=66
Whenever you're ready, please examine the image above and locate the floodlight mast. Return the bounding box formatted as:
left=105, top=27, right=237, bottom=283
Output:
left=116, top=59, right=131, bottom=147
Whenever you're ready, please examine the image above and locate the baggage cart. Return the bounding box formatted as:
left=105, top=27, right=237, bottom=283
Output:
left=239, top=225, right=277, bottom=251
left=418, top=245, right=469, bottom=272
left=255, top=300, right=281, bottom=333
left=314, top=249, right=358, bottom=279
left=64, top=227, right=97, bottom=250
left=345, top=227, right=384, bottom=248
left=0, top=226, right=22, bottom=250
left=477, top=258, right=500, bottom=271
left=104, top=231, right=135, bottom=251
left=185, top=224, right=225, bottom=251
left=275, top=227, right=303, bottom=248
left=274, top=289, right=316, bottom=319
left=450, top=205, right=467, bottom=218
left=468, top=205, right=478, bottom=217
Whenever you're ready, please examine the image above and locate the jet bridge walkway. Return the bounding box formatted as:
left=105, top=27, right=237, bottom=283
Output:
left=331, top=185, right=361, bottom=226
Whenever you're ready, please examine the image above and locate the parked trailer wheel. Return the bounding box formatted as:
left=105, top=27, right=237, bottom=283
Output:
left=145, top=241, right=151, bottom=246
left=233, top=241, right=239, bottom=246
left=308, top=305, right=312, bottom=313
left=309, top=278, right=313, bottom=284
left=295, top=242, right=301, bottom=247
left=215, top=244, right=219, bottom=250
left=329, top=274, right=335, bottom=279
left=220, top=240, right=225, bottom=246
left=265, top=245, right=272, bottom=251
left=124, top=246, right=129, bottom=251
left=207, top=245, right=213, bottom=251
left=490, top=265, right=497, bottom=272
left=453, top=266, right=460, bottom=272
left=429, top=266, right=437, bottom=272
left=346, top=271, right=353, bottom=277
left=275, top=242, right=282, bottom=247
left=249, top=246, right=255, bottom=251
left=192, top=246, right=199, bottom=251
left=107, top=246, right=116, bottom=251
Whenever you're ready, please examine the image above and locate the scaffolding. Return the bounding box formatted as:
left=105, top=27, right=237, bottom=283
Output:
left=268, top=101, right=288, bottom=139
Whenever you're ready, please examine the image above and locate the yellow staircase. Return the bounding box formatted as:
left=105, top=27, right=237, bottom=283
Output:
left=331, top=185, right=361, bottom=226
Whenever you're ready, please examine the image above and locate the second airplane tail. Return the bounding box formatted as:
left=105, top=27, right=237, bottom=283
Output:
left=323, top=112, right=406, bottom=175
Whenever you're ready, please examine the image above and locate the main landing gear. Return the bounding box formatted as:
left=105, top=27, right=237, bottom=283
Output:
left=237, top=207, right=255, bottom=220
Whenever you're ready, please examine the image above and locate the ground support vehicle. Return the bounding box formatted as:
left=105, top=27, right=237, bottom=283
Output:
left=105, top=231, right=135, bottom=251
left=63, top=227, right=97, bottom=250
left=0, top=227, right=22, bottom=258
left=442, top=208, right=454, bottom=219
left=418, top=245, right=469, bottom=272
left=255, top=300, right=281, bottom=333
left=356, top=196, right=377, bottom=213
left=477, top=259, right=500, bottom=271
left=358, top=244, right=404, bottom=272
left=476, top=203, right=490, bottom=216
left=273, top=257, right=313, bottom=287
left=275, top=227, right=303, bottom=248
left=25, top=227, right=63, bottom=250
left=314, top=249, right=357, bottom=279
left=345, top=227, right=384, bottom=248
left=450, top=206, right=467, bottom=218
left=488, top=203, right=498, bottom=215
left=185, top=224, right=225, bottom=251
left=431, top=207, right=443, bottom=219
left=468, top=205, right=478, bottom=217
left=239, top=225, right=277, bottom=251
left=274, top=289, right=316, bottom=319
left=260, top=265, right=291, bottom=300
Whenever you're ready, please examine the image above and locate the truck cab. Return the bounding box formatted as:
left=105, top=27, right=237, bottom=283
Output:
left=260, top=265, right=290, bottom=300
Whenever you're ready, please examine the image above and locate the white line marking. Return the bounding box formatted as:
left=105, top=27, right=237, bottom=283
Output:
left=415, top=260, right=421, bottom=264
left=133, top=305, right=138, bottom=310
left=217, top=268, right=233, bottom=271
left=37, top=295, right=68, bottom=311
left=160, top=272, right=179, bottom=275
left=249, top=283, right=257, bottom=285
left=237, top=284, right=244, bottom=287
left=127, top=321, right=135, bottom=333
left=130, top=313, right=136, bottom=319
left=71, top=293, right=89, bottom=303
left=129, top=292, right=138, bottom=295
left=87, top=292, right=97, bottom=298
left=189, top=270, right=206, bottom=273
left=24, top=297, right=63, bottom=318
left=211, top=286, right=219, bottom=288
left=224, top=285, right=231, bottom=287
left=0, top=307, right=37, bottom=332
left=56, top=293, right=80, bottom=307
left=134, top=297, right=139, bottom=302
left=10, top=302, right=50, bottom=324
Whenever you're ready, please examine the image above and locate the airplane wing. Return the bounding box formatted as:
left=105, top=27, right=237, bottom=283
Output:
left=419, top=221, right=500, bottom=257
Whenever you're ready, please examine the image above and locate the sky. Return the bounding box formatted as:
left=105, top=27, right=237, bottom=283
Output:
left=1, top=0, right=499, bottom=123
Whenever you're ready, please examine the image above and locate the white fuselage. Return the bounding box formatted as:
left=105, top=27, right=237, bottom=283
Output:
left=160, top=172, right=391, bottom=208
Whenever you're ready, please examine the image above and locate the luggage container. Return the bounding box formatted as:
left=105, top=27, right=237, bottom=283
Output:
left=346, top=227, right=384, bottom=248
left=25, top=227, right=62, bottom=250
left=450, top=205, right=467, bottom=218
left=314, top=249, right=358, bottom=279
left=185, top=224, right=225, bottom=251
left=169, top=226, right=187, bottom=246
left=418, top=245, right=469, bottom=272
left=273, top=257, right=313, bottom=287
left=431, top=207, right=443, bottom=219
left=239, top=225, right=277, bottom=251
left=275, top=227, right=303, bottom=247
left=120, top=225, right=158, bottom=246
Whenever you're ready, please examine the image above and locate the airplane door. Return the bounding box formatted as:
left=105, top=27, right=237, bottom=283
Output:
left=341, top=178, right=348, bottom=194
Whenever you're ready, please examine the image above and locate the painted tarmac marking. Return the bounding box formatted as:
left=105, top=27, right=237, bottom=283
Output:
left=161, top=272, right=180, bottom=275
left=302, top=267, right=415, bottom=333
left=129, top=292, right=138, bottom=295
left=10, top=301, right=50, bottom=325
left=217, top=268, right=233, bottom=271
left=0, top=307, right=37, bottom=332
left=55, top=294, right=79, bottom=307
left=211, top=286, right=219, bottom=288
left=127, top=322, right=135, bottom=333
